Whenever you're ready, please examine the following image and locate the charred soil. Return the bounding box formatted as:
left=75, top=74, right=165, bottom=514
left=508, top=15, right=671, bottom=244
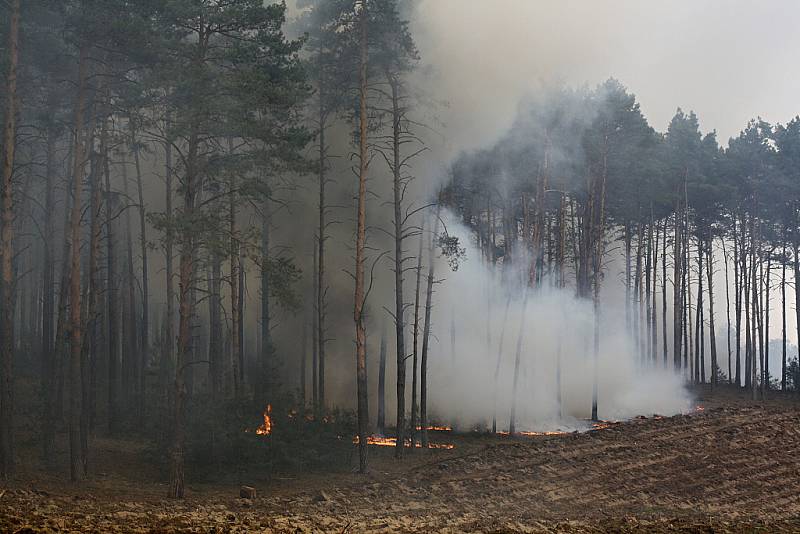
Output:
left=2, top=386, right=800, bottom=533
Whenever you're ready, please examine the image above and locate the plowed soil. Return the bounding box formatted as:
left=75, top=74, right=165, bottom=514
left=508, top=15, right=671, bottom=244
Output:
left=2, top=388, right=800, bottom=532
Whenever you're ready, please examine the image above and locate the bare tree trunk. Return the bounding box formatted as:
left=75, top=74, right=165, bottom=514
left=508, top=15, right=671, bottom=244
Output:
left=781, top=240, right=787, bottom=391
left=662, top=219, right=668, bottom=365
left=695, top=240, right=703, bottom=383
left=317, top=83, right=327, bottom=415
left=722, top=238, right=732, bottom=384
left=377, top=325, right=386, bottom=435
left=646, top=212, right=653, bottom=364
left=794, top=243, right=800, bottom=395
left=41, top=124, right=57, bottom=463
left=121, top=161, right=139, bottom=410
left=673, top=209, right=683, bottom=370
left=410, top=227, right=423, bottom=448
left=69, top=45, right=89, bottom=482
left=312, top=243, right=318, bottom=413
left=509, top=288, right=529, bottom=434
left=492, top=294, right=511, bottom=433
left=764, top=252, right=771, bottom=395
left=734, top=216, right=742, bottom=386
left=168, top=125, right=199, bottom=499
left=354, top=1, right=369, bottom=472
left=420, top=209, right=440, bottom=448
left=388, top=75, right=407, bottom=460
left=130, top=121, right=149, bottom=418
left=209, top=250, right=222, bottom=399
left=706, top=241, right=717, bottom=387
left=229, top=172, right=239, bottom=398
left=162, top=118, right=174, bottom=405
left=105, top=133, right=120, bottom=434
left=260, top=203, right=272, bottom=407
left=0, top=0, right=20, bottom=478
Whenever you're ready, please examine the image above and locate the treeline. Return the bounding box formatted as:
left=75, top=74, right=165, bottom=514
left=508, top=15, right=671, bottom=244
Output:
left=444, top=82, right=800, bottom=411
left=0, top=0, right=439, bottom=491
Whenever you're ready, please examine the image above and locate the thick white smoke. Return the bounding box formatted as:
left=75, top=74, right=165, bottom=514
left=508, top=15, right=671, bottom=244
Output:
left=425, top=211, right=692, bottom=432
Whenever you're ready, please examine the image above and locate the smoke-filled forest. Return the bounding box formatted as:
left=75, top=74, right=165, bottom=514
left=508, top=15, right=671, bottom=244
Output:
left=2, top=1, right=800, bottom=532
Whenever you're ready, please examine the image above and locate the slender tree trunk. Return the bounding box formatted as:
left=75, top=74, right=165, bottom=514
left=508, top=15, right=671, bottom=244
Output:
left=662, top=219, right=668, bottom=365
left=105, top=134, right=120, bottom=434
left=81, top=118, right=104, bottom=474
left=764, top=253, right=771, bottom=395
left=794, top=243, right=800, bottom=395
left=781, top=240, right=787, bottom=391
left=0, top=0, right=20, bottom=478
left=168, top=125, right=199, bottom=499
left=388, top=76, right=407, bottom=460
left=409, top=227, right=423, bottom=448
left=695, top=240, right=703, bottom=383
left=41, top=125, right=57, bottom=463
left=673, top=209, right=683, bottom=370
left=121, top=161, right=138, bottom=409
left=420, top=208, right=440, bottom=448
left=229, top=172, right=239, bottom=399
left=722, top=238, right=732, bottom=384
left=509, top=288, right=529, bottom=434
left=733, top=216, right=742, bottom=386
left=317, top=84, right=327, bottom=415
left=260, top=203, right=272, bottom=407
left=209, top=250, right=222, bottom=399
left=162, top=119, right=174, bottom=406
left=130, top=122, right=149, bottom=417
left=312, top=243, right=318, bottom=413
left=69, top=45, right=89, bottom=482
left=354, top=2, right=369, bottom=472
left=646, top=212, right=653, bottom=364
left=377, top=325, right=386, bottom=435
left=492, top=294, right=511, bottom=433
left=706, top=241, right=717, bottom=387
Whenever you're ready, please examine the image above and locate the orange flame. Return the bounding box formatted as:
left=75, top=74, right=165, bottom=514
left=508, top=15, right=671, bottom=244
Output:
left=416, top=425, right=452, bottom=431
left=255, top=404, right=272, bottom=436
left=353, top=434, right=455, bottom=450
left=497, top=430, right=567, bottom=437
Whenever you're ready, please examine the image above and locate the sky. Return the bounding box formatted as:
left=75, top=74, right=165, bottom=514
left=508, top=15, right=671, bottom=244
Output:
left=410, top=0, right=800, bottom=156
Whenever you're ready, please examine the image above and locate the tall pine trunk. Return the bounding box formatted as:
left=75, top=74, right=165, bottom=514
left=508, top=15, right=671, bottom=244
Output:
left=409, top=227, right=423, bottom=448
left=69, top=45, right=89, bottom=482
left=354, top=1, right=369, bottom=472
left=0, top=0, right=20, bottom=478
left=389, top=75, right=406, bottom=459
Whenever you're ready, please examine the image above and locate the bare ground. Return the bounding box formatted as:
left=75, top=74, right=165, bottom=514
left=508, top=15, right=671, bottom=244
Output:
left=2, top=387, right=800, bottom=532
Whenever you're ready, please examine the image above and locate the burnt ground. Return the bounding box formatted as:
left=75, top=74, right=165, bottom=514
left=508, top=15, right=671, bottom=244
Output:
left=2, top=386, right=800, bottom=532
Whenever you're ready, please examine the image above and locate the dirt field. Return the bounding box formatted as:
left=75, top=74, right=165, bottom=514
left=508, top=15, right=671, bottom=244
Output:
left=3, top=387, right=800, bottom=532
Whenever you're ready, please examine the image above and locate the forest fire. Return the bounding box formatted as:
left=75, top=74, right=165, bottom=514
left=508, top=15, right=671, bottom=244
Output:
left=417, top=425, right=452, bottom=431
left=353, top=435, right=456, bottom=450
left=255, top=405, right=273, bottom=436
left=497, top=430, right=568, bottom=437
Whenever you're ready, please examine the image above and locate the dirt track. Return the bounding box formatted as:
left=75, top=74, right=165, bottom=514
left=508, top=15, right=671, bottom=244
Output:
left=3, top=398, right=800, bottom=532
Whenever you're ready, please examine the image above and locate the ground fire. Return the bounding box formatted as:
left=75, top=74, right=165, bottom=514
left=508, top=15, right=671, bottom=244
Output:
left=255, top=405, right=272, bottom=436
left=353, top=435, right=456, bottom=449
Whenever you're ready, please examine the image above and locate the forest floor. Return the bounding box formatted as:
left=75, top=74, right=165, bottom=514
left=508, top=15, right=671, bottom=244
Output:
left=2, top=386, right=800, bottom=533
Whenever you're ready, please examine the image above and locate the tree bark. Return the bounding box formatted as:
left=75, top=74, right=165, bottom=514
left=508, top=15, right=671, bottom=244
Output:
left=69, top=45, right=89, bottom=482
left=389, top=75, right=407, bottom=459
left=409, top=226, right=423, bottom=448
left=354, top=0, right=369, bottom=472
left=377, top=325, right=386, bottom=435
left=130, top=121, right=149, bottom=417
left=420, top=208, right=440, bottom=448
left=0, top=0, right=20, bottom=478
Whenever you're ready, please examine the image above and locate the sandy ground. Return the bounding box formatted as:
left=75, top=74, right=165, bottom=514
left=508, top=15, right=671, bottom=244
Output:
left=2, top=387, right=800, bottom=532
